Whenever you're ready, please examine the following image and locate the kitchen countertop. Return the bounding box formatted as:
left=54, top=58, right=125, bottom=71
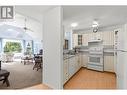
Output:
left=64, top=54, right=75, bottom=60
left=80, top=49, right=114, bottom=53
left=63, top=47, right=114, bottom=60
left=63, top=53, right=81, bottom=60
left=76, top=45, right=114, bottom=53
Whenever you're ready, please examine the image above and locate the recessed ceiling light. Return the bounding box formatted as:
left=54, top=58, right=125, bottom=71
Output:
left=71, top=22, right=78, bottom=28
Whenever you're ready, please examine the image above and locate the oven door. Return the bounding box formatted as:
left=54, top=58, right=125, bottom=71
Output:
left=88, top=54, right=104, bottom=71
left=89, top=54, right=103, bottom=64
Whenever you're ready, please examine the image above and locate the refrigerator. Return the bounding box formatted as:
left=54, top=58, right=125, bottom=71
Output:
left=116, top=25, right=127, bottom=89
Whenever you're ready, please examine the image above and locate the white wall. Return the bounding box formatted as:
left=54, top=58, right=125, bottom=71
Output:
left=43, top=7, right=63, bottom=89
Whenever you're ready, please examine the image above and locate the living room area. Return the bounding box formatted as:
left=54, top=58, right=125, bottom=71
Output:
left=0, top=9, right=43, bottom=89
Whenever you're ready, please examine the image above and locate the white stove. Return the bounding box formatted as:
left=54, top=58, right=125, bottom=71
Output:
left=87, top=40, right=104, bottom=71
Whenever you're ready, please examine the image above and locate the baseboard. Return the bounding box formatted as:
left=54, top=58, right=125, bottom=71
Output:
left=82, top=67, right=116, bottom=75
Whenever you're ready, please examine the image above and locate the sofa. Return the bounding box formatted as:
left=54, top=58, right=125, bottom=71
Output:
left=0, top=53, right=14, bottom=62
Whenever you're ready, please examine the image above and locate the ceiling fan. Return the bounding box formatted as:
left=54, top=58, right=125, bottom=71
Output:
left=22, top=18, right=34, bottom=32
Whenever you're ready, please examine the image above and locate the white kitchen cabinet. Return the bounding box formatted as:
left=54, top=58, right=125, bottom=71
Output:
left=88, top=32, right=103, bottom=41
left=63, top=54, right=83, bottom=84
left=81, top=54, right=88, bottom=67
left=82, top=34, right=89, bottom=46
left=78, top=54, right=82, bottom=69
left=73, top=31, right=114, bottom=46
left=75, top=54, right=82, bottom=71
left=104, top=55, right=115, bottom=72
left=102, top=31, right=114, bottom=45
left=63, top=59, right=69, bottom=84
left=68, top=56, right=76, bottom=79
left=88, top=33, right=93, bottom=41
left=72, top=34, right=78, bottom=47
left=75, top=55, right=79, bottom=71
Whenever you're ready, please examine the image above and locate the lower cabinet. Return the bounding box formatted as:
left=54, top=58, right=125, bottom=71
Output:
left=75, top=54, right=80, bottom=72
left=63, top=54, right=82, bottom=84
left=63, top=59, right=69, bottom=84
left=68, top=56, right=76, bottom=79
left=81, top=54, right=88, bottom=67
left=63, top=53, right=115, bottom=84
left=104, top=55, right=115, bottom=72
left=77, top=54, right=82, bottom=70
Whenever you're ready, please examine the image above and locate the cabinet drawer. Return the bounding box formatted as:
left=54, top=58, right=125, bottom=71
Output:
left=87, top=64, right=103, bottom=71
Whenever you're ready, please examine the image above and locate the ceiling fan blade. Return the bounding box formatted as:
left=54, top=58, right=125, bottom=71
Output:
left=25, top=27, right=34, bottom=32
left=13, top=18, right=34, bottom=32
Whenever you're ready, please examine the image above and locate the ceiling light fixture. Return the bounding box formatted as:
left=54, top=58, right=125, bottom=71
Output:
left=92, top=20, right=99, bottom=33
left=71, top=22, right=78, bottom=28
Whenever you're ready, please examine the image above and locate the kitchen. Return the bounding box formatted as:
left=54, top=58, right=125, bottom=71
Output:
left=63, top=27, right=116, bottom=89
left=38, top=6, right=127, bottom=89
left=62, top=6, right=127, bottom=89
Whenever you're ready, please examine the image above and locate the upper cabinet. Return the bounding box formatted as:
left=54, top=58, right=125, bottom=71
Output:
left=88, top=32, right=103, bottom=41
left=72, top=34, right=78, bottom=47
left=73, top=31, right=114, bottom=47
left=82, top=33, right=89, bottom=46
left=72, top=34, right=83, bottom=47
left=102, top=31, right=114, bottom=45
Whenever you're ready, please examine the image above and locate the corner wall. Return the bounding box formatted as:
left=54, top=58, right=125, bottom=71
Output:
left=43, top=7, right=63, bottom=89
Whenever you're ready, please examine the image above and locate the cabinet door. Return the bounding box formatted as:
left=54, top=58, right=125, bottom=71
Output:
left=82, top=34, right=89, bottom=46
left=68, top=57, right=75, bottom=78
left=72, top=34, right=78, bottom=47
left=81, top=54, right=88, bottom=67
left=63, top=60, right=69, bottom=84
left=104, top=56, right=114, bottom=72
left=78, top=54, right=82, bottom=69
left=102, top=31, right=114, bottom=45
left=88, top=33, right=93, bottom=41
left=75, top=55, right=80, bottom=72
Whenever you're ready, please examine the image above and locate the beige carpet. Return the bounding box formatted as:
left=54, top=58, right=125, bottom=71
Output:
left=64, top=68, right=116, bottom=89
left=0, top=61, right=42, bottom=89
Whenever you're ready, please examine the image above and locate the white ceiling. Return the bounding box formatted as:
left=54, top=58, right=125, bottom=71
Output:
left=15, top=6, right=127, bottom=30
left=15, top=6, right=54, bottom=22
left=63, top=6, right=127, bottom=30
